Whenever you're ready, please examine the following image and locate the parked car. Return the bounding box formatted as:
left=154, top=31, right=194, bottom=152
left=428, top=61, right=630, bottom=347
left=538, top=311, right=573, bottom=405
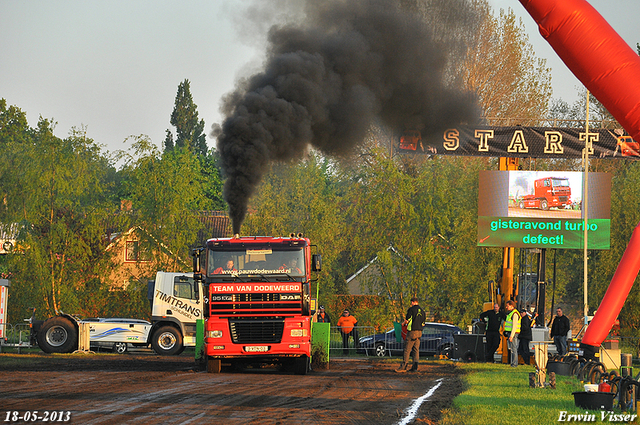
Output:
left=357, top=322, right=464, bottom=358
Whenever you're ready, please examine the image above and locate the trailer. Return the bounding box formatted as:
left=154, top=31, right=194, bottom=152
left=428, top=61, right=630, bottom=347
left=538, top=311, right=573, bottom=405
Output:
left=31, top=271, right=203, bottom=355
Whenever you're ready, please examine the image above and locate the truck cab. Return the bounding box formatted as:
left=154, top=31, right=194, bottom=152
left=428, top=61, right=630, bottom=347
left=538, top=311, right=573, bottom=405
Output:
left=196, top=235, right=321, bottom=374
left=147, top=271, right=203, bottom=355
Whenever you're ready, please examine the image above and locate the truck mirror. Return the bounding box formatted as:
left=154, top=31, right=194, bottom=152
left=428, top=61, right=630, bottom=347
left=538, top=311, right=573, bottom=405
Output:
left=192, top=252, right=200, bottom=274
left=312, top=254, right=322, bottom=272
left=193, top=279, right=200, bottom=303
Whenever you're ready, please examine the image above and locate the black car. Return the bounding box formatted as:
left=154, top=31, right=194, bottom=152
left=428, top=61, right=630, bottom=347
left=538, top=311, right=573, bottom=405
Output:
left=357, top=322, right=464, bottom=358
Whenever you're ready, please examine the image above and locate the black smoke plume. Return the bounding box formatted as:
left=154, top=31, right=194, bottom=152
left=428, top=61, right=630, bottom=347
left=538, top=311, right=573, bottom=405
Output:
left=215, top=0, right=480, bottom=234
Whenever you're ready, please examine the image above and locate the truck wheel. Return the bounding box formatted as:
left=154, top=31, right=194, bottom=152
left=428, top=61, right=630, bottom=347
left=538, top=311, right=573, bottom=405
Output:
left=112, top=342, right=128, bottom=354
left=293, top=356, right=310, bottom=375
left=540, top=199, right=549, bottom=210
left=151, top=326, right=183, bottom=356
left=207, top=358, right=222, bottom=373
left=37, top=316, right=78, bottom=354
left=518, top=201, right=524, bottom=209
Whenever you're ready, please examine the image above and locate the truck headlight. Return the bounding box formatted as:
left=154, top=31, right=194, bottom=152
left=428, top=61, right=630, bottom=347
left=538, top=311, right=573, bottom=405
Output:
left=290, top=329, right=308, bottom=337
left=207, top=330, right=223, bottom=338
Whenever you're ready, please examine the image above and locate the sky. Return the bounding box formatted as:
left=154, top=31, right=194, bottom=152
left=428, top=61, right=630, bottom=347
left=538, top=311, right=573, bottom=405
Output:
left=1, top=0, right=638, bottom=158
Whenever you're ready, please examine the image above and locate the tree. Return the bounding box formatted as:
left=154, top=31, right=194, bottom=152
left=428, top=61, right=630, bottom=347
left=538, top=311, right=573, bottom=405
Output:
left=164, top=79, right=208, bottom=156
left=461, top=4, right=553, bottom=120
left=242, top=153, right=345, bottom=296
left=118, top=136, right=214, bottom=272
left=6, top=122, right=118, bottom=319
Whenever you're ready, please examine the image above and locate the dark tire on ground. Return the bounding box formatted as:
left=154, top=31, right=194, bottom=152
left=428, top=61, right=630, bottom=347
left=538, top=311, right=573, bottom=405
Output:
left=151, top=326, right=183, bottom=356
left=462, top=350, right=476, bottom=362
left=293, top=356, right=310, bottom=375
left=36, top=316, right=78, bottom=354
left=112, top=342, right=128, bottom=354
left=207, top=358, right=222, bottom=373
left=438, top=344, right=453, bottom=359
left=540, top=199, right=549, bottom=210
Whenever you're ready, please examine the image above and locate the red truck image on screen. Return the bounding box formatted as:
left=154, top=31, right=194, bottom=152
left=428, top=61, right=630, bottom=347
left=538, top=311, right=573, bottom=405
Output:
left=517, top=177, right=571, bottom=211
left=198, top=235, right=321, bottom=375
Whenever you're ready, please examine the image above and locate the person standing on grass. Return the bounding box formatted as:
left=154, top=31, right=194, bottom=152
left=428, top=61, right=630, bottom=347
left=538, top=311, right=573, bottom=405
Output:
left=504, top=300, right=521, bottom=367
left=518, top=307, right=534, bottom=365
left=479, top=303, right=505, bottom=363
left=396, top=297, right=426, bottom=373
left=550, top=307, right=571, bottom=356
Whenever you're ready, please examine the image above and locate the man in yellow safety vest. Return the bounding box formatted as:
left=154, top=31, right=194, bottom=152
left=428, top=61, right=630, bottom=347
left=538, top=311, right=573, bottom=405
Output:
left=504, top=300, right=521, bottom=367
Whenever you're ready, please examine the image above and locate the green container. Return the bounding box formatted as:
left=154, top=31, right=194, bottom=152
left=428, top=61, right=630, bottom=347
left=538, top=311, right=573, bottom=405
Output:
left=312, top=322, right=330, bottom=364
left=195, top=319, right=204, bottom=361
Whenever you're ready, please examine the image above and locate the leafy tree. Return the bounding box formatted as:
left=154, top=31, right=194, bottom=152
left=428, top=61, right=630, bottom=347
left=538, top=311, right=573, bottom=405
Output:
left=117, top=136, right=214, bottom=272
left=164, top=79, right=208, bottom=156
left=0, top=100, right=31, bottom=223
left=5, top=122, right=118, bottom=319
left=243, top=153, right=345, bottom=296
left=461, top=3, right=552, bottom=120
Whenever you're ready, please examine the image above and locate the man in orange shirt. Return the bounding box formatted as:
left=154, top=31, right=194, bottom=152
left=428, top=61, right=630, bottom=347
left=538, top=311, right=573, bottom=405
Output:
left=337, top=310, right=359, bottom=355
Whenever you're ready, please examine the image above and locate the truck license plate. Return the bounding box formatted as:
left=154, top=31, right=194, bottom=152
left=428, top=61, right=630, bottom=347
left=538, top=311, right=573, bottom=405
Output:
left=244, top=345, right=269, bottom=352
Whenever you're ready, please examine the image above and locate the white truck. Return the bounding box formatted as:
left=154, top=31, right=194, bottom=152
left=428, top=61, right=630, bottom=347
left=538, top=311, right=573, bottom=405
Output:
left=32, top=271, right=203, bottom=355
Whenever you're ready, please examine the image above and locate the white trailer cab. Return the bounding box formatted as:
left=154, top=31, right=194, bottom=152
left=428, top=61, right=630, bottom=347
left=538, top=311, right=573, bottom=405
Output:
left=33, top=272, right=203, bottom=355
left=147, top=271, right=203, bottom=355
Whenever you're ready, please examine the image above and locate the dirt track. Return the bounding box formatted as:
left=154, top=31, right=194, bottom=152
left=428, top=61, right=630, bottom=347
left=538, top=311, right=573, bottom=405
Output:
left=0, top=353, right=464, bottom=424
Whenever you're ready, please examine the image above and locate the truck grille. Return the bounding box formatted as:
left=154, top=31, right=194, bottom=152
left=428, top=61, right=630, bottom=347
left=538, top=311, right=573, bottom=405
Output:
left=559, top=196, right=568, bottom=202
left=210, top=293, right=302, bottom=316
left=229, top=319, right=284, bottom=343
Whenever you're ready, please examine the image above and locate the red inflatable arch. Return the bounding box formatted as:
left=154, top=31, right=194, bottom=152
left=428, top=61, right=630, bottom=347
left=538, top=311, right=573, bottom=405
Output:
left=519, top=0, right=640, bottom=142
left=519, top=0, right=640, bottom=358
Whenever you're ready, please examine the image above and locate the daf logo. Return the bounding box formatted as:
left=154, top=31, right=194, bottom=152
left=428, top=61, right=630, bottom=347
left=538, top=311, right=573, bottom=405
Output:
left=280, top=294, right=301, bottom=301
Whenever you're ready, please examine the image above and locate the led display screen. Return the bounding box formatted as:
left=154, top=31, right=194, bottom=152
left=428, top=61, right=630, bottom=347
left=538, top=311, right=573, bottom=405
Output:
left=477, top=170, right=611, bottom=249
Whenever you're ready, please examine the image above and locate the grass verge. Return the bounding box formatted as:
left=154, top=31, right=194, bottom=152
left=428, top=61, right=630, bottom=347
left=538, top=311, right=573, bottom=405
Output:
left=439, top=362, right=630, bottom=425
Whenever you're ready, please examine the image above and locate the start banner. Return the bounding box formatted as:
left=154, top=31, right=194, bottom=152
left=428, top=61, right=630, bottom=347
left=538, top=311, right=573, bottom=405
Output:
left=397, top=126, right=639, bottom=159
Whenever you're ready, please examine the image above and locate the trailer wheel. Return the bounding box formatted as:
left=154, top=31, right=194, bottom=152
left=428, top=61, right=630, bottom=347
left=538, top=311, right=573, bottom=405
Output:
left=37, top=316, right=78, bottom=354
left=151, top=326, right=183, bottom=356
left=112, top=342, right=128, bottom=354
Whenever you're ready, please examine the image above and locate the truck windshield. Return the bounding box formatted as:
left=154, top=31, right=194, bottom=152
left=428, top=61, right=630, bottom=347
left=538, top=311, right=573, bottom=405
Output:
left=208, top=248, right=305, bottom=277
left=551, top=179, right=569, bottom=187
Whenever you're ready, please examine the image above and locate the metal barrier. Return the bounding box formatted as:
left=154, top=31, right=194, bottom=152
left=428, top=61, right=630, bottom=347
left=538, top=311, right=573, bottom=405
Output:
left=0, top=322, right=34, bottom=353
left=328, top=325, right=376, bottom=356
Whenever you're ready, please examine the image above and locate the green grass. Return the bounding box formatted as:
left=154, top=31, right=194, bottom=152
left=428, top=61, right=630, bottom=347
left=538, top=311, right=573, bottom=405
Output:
left=440, top=362, right=630, bottom=425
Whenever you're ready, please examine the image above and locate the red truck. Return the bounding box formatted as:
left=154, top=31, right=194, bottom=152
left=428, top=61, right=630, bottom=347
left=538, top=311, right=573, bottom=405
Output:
left=517, top=177, right=571, bottom=211
left=194, top=235, right=321, bottom=374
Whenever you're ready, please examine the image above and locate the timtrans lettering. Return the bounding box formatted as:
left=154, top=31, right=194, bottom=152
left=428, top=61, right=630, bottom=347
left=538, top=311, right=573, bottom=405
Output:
left=155, top=290, right=201, bottom=318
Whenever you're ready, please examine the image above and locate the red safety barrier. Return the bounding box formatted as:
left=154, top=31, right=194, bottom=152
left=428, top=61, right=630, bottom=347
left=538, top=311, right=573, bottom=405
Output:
left=518, top=0, right=640, bottom=142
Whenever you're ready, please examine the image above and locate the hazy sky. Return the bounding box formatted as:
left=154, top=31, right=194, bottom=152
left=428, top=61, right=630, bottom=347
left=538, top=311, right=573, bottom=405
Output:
left=1, top=1, right=638, bottom=156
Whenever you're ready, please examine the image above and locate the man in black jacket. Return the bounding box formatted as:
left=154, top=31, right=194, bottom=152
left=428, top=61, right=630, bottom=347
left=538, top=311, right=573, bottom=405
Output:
left=550, top=307, right=571, bottom=356
left=518, top=308, right=535, bottom=365
left=396, top=297, right=426, bottom=373
left=479, top=303, right=505, bottom=362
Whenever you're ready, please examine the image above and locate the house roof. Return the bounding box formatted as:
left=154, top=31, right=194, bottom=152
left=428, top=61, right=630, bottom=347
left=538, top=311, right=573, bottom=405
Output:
left=198, top=211, right=231, bottom=242
left=346, top=245, right=406, bottom=284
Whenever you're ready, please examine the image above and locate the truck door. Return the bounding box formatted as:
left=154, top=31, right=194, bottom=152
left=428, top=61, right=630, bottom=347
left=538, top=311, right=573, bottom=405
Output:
left=170, top=275, right=202, bottom=346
